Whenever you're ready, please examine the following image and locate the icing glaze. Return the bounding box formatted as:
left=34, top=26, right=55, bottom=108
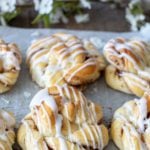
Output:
left=25, top=85, right=106, bottom=150
left=27, top=33, right=102, bottom=88
left=113, top=94, right=150, bottom=150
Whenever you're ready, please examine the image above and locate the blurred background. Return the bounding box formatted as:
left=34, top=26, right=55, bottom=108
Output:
left=0, top=0, right=150, bottom=32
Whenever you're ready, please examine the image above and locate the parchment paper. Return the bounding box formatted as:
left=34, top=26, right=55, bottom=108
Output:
left=0, top=26, right=143, bottom=149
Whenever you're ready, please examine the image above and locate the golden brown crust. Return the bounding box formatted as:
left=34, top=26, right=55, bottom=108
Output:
left=105, top=65, right=150, bottom=97
left=27, top=33, right=106, bottom=88
left=111, top=92, right=150, bottom=150
left=17, top=85, right=109, bottom=150
left=104, top=38, right=150, bottom=97
left=0, top=40, right=22, bottom=93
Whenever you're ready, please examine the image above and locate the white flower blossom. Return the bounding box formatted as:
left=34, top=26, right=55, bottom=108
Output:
left=33, top=0, right=53, bottom=15
left=126, top=9, right=145, bottom=31
left=140, top=23, right=150, bottom=41
left=80, top=0, right=91, bottom=9
left=33, top=0, right=40, bottom=11
left=125, top=0, right=145, bottom=31
left=0, top=0, right=16, bottom=13
left=50, top=9, right=68, bottom=24
left=75, top=13, right=89, bottom=23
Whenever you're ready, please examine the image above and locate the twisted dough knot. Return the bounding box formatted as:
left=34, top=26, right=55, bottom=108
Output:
left=111, top=92, right=150, bottom=150
left=18, top=85, right=109, bottom=150
left=103, top=37, right=150, bottom=97
left=0, top=39, right=22, bottom=93
left=27, top=33, right=106, bottom=88
left=0, top=109, right=16, bottom=150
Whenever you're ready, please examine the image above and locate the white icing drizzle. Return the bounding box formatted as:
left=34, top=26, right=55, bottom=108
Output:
left=78, top=93, right=87, bottom=122
left=27, top=85, right=106, bottom=150
left=0, top=51, right=20, bottom=70
left=90, top=103, right=97, bottom=122
left=64, top=85, right=71, bottom=100
left=84, top=124, right=96, bottom=148
left=67, top=61, right=96, bottom=82
left=104, top=38, right=150, bottom=84
left=43, top=65, right=62, bottom=87
left=30, top=88, right=65, bottom=137
left=0, top=110, right=15, bottom=128
left=122, top=125, right=136, bottom=150
left=57, top=47, right=67, bottom=55
left=23, top=120, right=49, bottom=150
left=27, top=36, right=58, bottom=57
left=71, top=50, right=86, bottom=59
left=51, top=42, right=64, bottom=52
left=68, top=44, right=82, bottom=52
left=120, top=72, right=150, bottom=92
left=34, top=107, right=44, bottom=134
left=55, top=115, right=63, bottom=137
left=59, top=137, right=68, bottom=150
left=70, top=86, right=79, bottom=102
left=66, top=39, right=80, bottom=47
left=30, top=88, right=58, bottom=114
left=80, top=127, right=89, bottom=146
left=30, top=49, right=49, bottom=68
left=113, top=95, right=150, bottom=150
left=138, top=67, right=150, bottom=80
left=54, top=33, right=72, bottom=41
left=134, top=97, right=147, bottom=132
left=115, top=114, right=147, bottom=150
left=70, top=143, right=74, bottom=150
left=65, top=106, right=72, bottom=134
left=92, top=125, right=101, bottom=149
left=28, top=33, right=101, bottom=88
left=56, top=85, right=65, bottom=97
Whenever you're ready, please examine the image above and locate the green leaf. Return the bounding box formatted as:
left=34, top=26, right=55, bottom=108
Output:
left=130, top=2, right=143, bottom=15
left=3, top=9, right=20, bottom=22
left=32, top=14, right=43, bottom=24
left=32, top=0, right=88, bottom=27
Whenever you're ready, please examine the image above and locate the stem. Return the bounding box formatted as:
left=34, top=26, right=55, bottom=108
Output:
left=32, top=14, right=42, bottom=24
left=43, top=15, right=50, bottom=28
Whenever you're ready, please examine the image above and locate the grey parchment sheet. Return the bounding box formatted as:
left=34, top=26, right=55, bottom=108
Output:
left=0, top=26, right=143, bottom=149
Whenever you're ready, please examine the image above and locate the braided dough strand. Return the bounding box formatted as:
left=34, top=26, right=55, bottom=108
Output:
left=0, top=39, right=22, bottom=93
left=17, top=85, right=109, bottom=150
left=104, top=38, right=150, bottom=97
left=27, top=33, right=106, bottom=88
left=111, top=92, right=150, bottom=150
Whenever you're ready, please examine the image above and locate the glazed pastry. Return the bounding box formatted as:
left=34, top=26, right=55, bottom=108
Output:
left=0, top=39, right=22, bottom=93
left=0, top=109, right=16, bottom=150
left=27, top=33, right=106, bottom=88
left=17, top=85, right=109, bottom=150
left=104, top=37, right=150, bottom=97
left=111, top=92, right=150, bottom=150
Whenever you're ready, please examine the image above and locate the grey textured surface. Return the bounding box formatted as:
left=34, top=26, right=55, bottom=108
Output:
left=0, top=26, right=143, bottom=149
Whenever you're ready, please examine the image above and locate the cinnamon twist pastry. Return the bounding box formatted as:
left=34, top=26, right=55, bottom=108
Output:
left=17, top=85, right=109, bottom=150
left=111, top=92, right=150, bottom=150
left=0, top=109, right=16, bottom=150
left=27, top=33, right=106, bottom=88
left=104, top=37, right=150, bottom=97
left=0, top=39, right=22, bottom=93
